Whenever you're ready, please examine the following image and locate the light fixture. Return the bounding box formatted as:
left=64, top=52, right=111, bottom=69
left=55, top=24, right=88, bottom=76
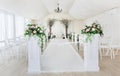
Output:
left=54, top=2, right=62, bottom=13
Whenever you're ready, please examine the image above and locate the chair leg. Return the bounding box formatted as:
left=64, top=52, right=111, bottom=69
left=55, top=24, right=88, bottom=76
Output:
left=106, top=48, right=109, bottom=56
left=112, top=48, right=115, bottom=59
left=113, top=48, right=119, bottom=59
left=99, top=48, right=102, bottom=60
left=110, top=48, right=113, bottom=59
left=115, top=49, right=119, bottom=55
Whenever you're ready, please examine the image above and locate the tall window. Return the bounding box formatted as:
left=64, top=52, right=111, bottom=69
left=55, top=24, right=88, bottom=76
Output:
left=0, top=11, right=5, bottom=47
left=0, top=12, right=5, bottom=41
left=0, top=10, right=26, bottom=47
left=7, top=14, right=14, bottom=39
left=15, top=15, right=25, bottom=37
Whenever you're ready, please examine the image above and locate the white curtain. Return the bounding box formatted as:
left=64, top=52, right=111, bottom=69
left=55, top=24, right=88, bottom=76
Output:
left=15, top=15, right=25, bottom=37
left=0, top=9, right=25, bottom=47
left=27, top=37, right=41, bottom=73
left=0, top=11, right=5, bottom=47
left=7, top=14, right=14, bottom=39
left=52, top=21, right=65, bottom=38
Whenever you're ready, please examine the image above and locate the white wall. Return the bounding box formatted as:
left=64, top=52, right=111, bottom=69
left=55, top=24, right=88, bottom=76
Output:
left=83, top=8, right=120, bottom=42
left=71, top=20, right=84, bottom=34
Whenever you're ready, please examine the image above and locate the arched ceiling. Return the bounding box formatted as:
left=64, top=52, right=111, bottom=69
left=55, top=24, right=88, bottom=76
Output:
left=0, top=0, right=120, bottom=20
left=0, top=0, right=48, bottom=19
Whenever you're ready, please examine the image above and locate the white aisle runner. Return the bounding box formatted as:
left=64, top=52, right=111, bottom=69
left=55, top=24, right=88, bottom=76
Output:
left=41, top=39, right=84, bottom=72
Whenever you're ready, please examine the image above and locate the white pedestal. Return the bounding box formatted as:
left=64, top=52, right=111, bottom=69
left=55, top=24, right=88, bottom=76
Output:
left=27, top=37, right=41, bottom=73
left=84, top=35, right=99, bottom=71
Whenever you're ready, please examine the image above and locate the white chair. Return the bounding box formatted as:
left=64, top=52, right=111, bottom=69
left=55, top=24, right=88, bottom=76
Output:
left=79, top=35, right=84, bottom=51
left=99, top=37, right=113, bottom=60
left=109, top=39, right=120, bottom=59
left=0, top=46, right=13, bottom=65
left=0, top=38, right=27, bottom=65
left=14, top=39, right=27, bottom=60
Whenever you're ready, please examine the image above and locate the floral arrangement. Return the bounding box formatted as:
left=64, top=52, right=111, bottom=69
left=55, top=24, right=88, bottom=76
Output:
left=24, top=24, right=46, bottom=51
left=24, top=24, right=45, bottom=37
left=81, top=22, right=103, bottom=42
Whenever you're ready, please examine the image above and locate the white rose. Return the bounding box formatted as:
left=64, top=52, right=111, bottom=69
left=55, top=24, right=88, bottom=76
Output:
left=92, top=28, right=96, bottom=31
left=40, top=30, right=43, bottom=33
left=33, top=30, right=37, bottom=34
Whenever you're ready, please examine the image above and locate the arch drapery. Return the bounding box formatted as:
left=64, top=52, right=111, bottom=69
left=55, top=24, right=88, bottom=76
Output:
left=48, top=19, right=71, bottom=38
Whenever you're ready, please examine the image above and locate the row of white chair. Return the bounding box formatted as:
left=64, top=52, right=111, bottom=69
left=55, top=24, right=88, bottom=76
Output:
left=0, top=38, right=27, bottom=65
left=99, top=37, right=120, bottom=60
left=71, top=35, right=120, bottom=60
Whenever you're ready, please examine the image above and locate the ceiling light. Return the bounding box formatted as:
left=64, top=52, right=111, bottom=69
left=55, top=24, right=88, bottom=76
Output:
left=54, top=2, right=62, bottom=13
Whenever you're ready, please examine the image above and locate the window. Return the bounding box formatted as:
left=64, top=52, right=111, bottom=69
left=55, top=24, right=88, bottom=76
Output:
left=15, top=15, right=25, bottom=37
left=0, top=10, right=26, bottom=47
left=0, top=12, right=5, bottom=41
left=0, top=11, right=5, bottom=47
left=7, top=14, right=14, bottom=39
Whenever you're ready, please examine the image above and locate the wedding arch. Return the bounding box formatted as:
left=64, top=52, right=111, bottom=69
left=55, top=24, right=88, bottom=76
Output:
left=48, top=19, right=71, bottom=38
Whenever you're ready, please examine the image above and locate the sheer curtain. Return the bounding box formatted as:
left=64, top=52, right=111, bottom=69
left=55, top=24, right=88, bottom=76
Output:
left=0, top=11, right=5, bottom=47
left=15, top=15, right=25, bottom=38
left=0, top=10, right=28, bottom=67
left=7, top=14, right=14, bottom=40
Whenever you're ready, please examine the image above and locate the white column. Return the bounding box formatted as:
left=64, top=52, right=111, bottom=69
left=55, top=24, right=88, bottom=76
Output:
left=84, top=34, right=99, bottom=71
left=27, top=37, right=41, bottom=73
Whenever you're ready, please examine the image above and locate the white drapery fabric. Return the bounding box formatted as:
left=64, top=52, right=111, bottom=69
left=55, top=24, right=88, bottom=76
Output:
left=27, top=37, right=41, bottom=73
left=84, top=35, right=99, bottom=71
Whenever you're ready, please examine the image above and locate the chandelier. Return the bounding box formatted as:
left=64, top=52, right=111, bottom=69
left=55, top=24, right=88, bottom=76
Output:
left=54, top=2, right=62, bottom=13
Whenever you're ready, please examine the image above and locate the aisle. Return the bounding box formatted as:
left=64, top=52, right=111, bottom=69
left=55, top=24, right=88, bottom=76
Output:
left=41, top=39, right=84, bottom=72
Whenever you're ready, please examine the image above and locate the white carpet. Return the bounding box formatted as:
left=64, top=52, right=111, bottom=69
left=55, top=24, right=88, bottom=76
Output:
left=41, top=39, right=84, bottom=72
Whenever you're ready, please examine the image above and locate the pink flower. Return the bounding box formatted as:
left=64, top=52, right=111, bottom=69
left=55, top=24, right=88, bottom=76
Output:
left=31, top=25, right=35, bottom=28
left=86, top=28, right=90, bottom=32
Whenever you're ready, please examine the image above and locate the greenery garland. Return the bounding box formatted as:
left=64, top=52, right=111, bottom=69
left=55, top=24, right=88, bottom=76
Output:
left=81, top=22, right=103, bottom=42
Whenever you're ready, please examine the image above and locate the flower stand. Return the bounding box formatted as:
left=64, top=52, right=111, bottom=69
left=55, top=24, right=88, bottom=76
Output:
left=27, top=37, right=41, bottom=73
left=84, top=35, right=99, bottom=71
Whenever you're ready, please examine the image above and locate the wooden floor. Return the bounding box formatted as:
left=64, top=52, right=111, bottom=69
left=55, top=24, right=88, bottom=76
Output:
left=0, top=50, right=120, bottom=76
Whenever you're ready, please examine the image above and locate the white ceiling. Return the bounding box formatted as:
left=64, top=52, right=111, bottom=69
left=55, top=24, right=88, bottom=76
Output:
left=0, top=0, right=120, bottom=20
